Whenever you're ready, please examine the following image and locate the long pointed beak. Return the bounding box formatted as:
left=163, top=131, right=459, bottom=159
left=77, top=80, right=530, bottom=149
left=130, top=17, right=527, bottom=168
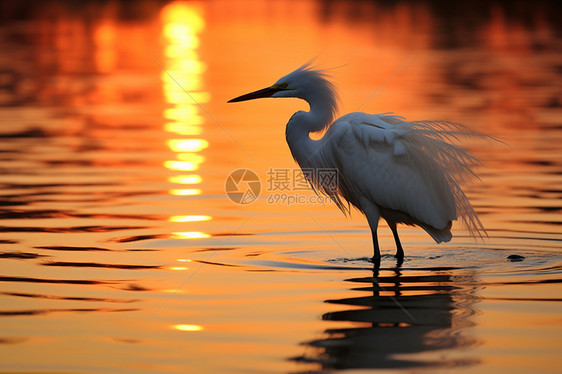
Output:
left=228, top=86, right=279, bottom=103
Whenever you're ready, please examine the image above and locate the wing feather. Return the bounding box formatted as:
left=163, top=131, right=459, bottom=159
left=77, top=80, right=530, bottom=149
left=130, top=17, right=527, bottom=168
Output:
left=310, top=112, right=489, bottom=239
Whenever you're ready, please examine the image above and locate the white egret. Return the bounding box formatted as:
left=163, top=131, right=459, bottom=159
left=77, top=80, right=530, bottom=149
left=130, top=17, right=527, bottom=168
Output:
left=229, top=63, right=487, bottom=266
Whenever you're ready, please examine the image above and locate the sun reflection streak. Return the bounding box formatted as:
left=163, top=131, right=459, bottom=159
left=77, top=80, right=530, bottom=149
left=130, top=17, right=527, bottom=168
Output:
left=168, top=175, right=202, bottom=184
left=160, top=1, right=209, bottom=139
left=161, top=1, right=210, bottom=234
left=163, top=106, right=198, bottom=119
left=173, top=324, right=203, bottom=332
left=164, top=160, right=198, bottom=171
left=165, top=122, right=203, bottom=135
left=172, top=232, right=210, bottom=239
left=170, top=188, right=202, bottom=196
left=177, top=153, right=205, bottom=163
left=170, top=266, right=188, bottom=271
left=167, top=139, right=209, bottom=152
left=170, top=215, right=211, bottom=223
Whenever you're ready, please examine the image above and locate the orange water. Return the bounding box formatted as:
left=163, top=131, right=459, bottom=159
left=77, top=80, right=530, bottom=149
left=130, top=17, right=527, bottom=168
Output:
left=0, top=1, right=561, bottom=373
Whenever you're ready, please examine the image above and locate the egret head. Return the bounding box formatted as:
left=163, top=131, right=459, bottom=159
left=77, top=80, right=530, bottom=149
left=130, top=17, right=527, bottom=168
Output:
left=228, top=63, right=338, bottom=109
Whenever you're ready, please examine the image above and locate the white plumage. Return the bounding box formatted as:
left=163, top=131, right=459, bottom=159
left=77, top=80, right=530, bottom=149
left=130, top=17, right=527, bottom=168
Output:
left=229, top=63, right=488, bottom=266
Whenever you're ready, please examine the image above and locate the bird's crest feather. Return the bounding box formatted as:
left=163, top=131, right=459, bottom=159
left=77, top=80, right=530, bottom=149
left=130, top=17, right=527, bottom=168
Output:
left=284, top=62, right=340, bottom=130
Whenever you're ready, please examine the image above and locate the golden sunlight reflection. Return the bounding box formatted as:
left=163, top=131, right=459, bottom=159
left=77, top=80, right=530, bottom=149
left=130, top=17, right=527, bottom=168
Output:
left=170, top=188, right=202, bottom=196
left=168, top=174, right=202, bottom=184
left=173, top=324, right=204, bottom=332
left=170, top=266, right=189, bottom=271
left=177, top=153, right=205, bottom=163
left=170, top=215, right=211, bottom=223
left=161, top=1, right=211, bottom=233
left=164, top=160, right=198, bottom=171
left=165, top=122, right=203, bottom=135
left=163, top=106, right=198, bottom=118
left=172, top=232, right=211, bottom=239
left=167, top=139, right=209, bottom=152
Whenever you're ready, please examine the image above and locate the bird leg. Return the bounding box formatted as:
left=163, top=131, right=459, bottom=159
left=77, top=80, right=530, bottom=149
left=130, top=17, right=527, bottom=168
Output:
left=388, top=222, right=404, bottom=266
left=370, top=228, right=381, bottom=268
left=361, top=199, right=381, bottom=268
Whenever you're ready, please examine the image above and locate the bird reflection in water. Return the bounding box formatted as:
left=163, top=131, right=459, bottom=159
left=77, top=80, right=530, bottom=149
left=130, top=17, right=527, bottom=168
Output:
left=293, top=267, right=480, bottom=370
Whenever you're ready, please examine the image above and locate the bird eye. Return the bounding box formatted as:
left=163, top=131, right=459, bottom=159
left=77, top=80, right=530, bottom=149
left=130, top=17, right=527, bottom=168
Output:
left=280, top=83, right=288, bottom=89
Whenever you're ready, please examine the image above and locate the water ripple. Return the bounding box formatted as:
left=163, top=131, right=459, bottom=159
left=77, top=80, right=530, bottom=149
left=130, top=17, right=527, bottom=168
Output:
left=42, top=261, right=162, bottom=270
left=0, top=225, right=146, bottom=233
left=0, top=209, right=162, bottom=221
left=0, top=275, right=115, bottom=286
left=0, top=251, right=46, bottom=259
left=0, top=291, right=138, bottom=303
left=0, top=308, right=139, bottom=317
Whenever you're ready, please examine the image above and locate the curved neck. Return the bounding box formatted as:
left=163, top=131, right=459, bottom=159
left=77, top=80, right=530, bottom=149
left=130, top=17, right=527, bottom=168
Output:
left=285, top=111, right=327, bottom=167
left=285, top=90, right=336, bottom=165
left=305, top=91, right=336, bottom=133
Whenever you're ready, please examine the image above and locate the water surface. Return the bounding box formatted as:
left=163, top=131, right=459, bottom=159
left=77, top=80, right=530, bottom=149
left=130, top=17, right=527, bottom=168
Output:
left=0, top=1, right=561, bottom=373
